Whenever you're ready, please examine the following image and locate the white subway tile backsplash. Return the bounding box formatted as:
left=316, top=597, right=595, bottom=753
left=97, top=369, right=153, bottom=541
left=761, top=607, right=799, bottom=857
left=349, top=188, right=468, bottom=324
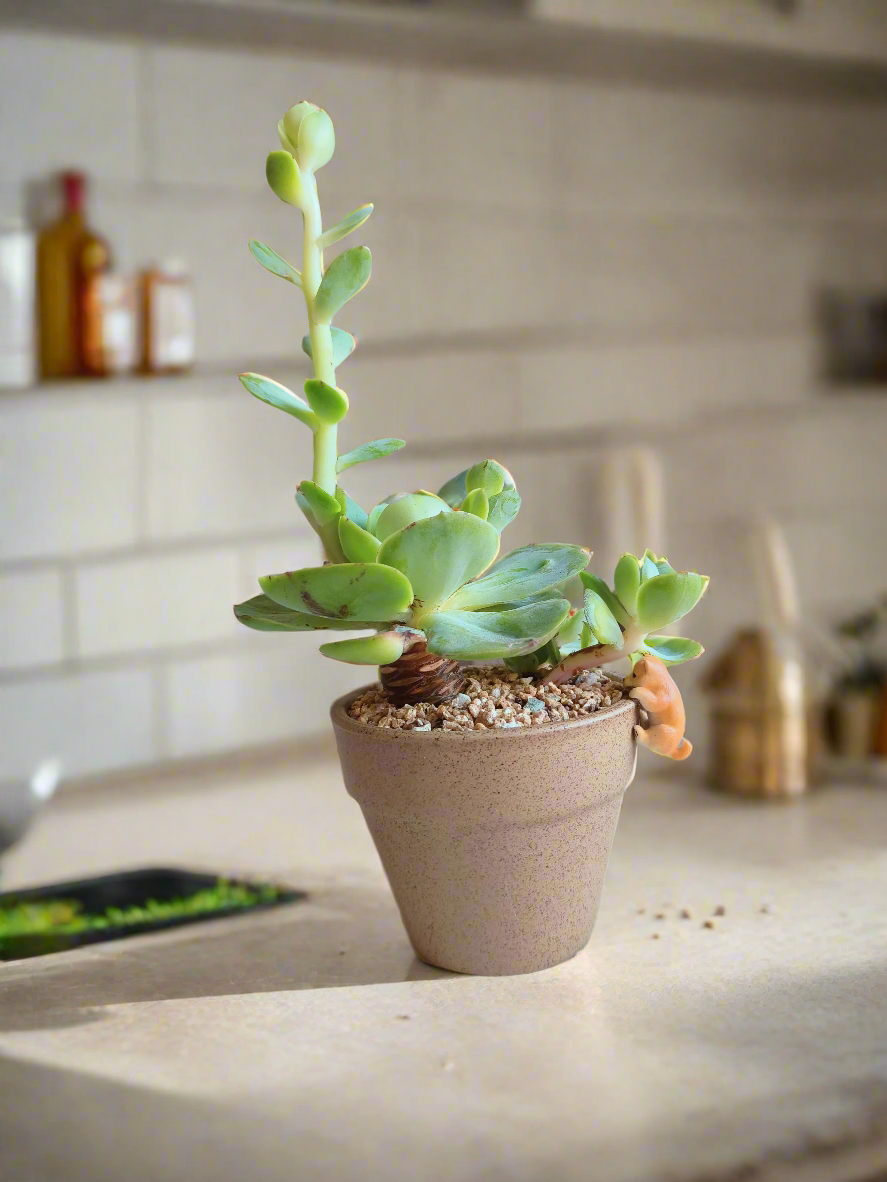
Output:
left=163, top=644, right=361, bottom=759
left=0, top=397, right=140, bottom=562
left=342, top=350, right=521, bottom=447
left=146, top=382, right=311, bottom=541
left=546, top=220, right=815, bottom=335
left=0, top=667, right=156, bottom=781
left=400, top=70, right=551, bottom=209
left=0, top=569, right=65, bottom=670
left=549, top=81, right=887, bottom=218
left=663, top=399, right=887, bottom=528
left=148, top=45, right=399, bottom=198
left=0, top=32, right=141, bottom=187
left=515, top=335, right=813, bottom=433
left=243, top=535, right=324, bottom=588
left=411, top=208, right=545, bottom=336
left=75, top=548, right=242, bottom=659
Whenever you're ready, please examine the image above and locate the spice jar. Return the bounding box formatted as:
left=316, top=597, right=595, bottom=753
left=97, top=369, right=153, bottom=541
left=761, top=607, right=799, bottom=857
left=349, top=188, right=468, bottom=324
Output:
left=141, top=259, right=195, bottom=374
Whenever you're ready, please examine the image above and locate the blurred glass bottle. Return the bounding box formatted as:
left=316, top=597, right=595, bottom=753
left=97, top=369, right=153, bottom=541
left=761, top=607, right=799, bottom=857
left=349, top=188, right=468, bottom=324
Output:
left=37, top=171, right=110, bottom=379
left=141, top=259, right=195, bottom=375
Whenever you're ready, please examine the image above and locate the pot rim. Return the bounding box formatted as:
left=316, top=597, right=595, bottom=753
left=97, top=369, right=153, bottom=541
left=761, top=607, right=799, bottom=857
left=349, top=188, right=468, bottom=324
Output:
left=331, top=685, right=637, bottom=743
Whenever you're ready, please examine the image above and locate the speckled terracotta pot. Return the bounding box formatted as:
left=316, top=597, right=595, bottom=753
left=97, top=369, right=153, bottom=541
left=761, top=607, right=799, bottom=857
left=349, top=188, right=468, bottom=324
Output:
left=331, top=690, right=638, bottom=976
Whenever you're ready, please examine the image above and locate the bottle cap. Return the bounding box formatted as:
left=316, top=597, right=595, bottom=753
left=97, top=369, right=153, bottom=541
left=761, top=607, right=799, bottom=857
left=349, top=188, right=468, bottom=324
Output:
left=61, top=170, right=86, bottom=211
left=159, top=258, right=189, bottom=278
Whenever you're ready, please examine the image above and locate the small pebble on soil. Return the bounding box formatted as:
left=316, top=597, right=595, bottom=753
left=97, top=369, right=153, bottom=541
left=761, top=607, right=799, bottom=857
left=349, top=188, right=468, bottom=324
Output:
left=348, top=666, right=625, bottom=731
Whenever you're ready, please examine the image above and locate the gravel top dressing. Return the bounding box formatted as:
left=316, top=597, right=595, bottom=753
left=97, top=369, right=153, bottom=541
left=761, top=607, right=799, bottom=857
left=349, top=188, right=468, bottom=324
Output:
left=348, top=666, right=626, bottom=732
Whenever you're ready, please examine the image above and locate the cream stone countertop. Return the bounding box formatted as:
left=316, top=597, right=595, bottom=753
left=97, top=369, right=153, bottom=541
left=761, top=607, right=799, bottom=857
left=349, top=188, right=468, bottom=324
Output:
left=1, top=743, right=886, bottom=1182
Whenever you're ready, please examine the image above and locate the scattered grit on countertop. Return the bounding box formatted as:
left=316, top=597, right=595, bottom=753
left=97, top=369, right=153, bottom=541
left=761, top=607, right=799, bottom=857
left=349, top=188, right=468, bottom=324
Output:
left=348, top=666, right=626, bottom=731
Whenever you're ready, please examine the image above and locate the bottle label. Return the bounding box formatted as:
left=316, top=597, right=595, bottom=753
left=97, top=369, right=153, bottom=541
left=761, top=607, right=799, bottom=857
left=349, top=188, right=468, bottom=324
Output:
left=152, top=283, right=195, bottom=369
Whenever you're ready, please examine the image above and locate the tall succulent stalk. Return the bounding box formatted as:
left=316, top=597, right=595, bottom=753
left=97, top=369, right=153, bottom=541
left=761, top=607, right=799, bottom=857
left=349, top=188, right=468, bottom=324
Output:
left=233, top=100, right=710, bottom=730
left=300, top=173, right=337, bottom=495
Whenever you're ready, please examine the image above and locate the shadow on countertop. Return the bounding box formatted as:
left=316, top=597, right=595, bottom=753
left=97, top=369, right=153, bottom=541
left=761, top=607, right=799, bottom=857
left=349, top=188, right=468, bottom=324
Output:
left=0, top=879, right=456, bottom=1031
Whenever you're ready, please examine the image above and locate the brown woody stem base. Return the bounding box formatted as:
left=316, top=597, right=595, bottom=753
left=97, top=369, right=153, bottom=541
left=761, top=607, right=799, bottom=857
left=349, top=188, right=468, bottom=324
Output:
left=379, top=641, right=465, bottom=706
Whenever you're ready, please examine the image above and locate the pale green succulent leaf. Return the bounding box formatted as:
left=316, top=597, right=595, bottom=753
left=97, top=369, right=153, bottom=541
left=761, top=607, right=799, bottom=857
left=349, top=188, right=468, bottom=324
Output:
left=486, top=487, right=521, bottom=533
left=301, top=327, right=357, bottom=368
left=555, top=607, right=585, bottom=655
left=377, top=512, right=500, bottom=617
left=338, top=516, right=381, bottom=563
left=373, top=492, right=451, bottom=542
left=465, top=460, right=506, bottom=498
left=336, top=438, right=405, bottom=474
left=504, top=638, right=563, bottom=675
left=579, top=571, right=630, bottom=627
left=437, top=469, right=470, bottom=508
left=583, top=589, right=624, bottom=648
left=424, top=599, right=571, bottom=661
left=265, top=150, right=303, bottom=205
left=318, top=204, right=373, bottom=250
left=314, top=246, right=372, bottom=324
left=282, top=101, right=317, bottom=148
left=248, top=239, right=302, bottom=287
left=234, top=593, right=380, bottom=633
left=278, top=118, right=296, bottom=153
left=474, top=590, right=563, bottom=613
left=448, top=543, right=590, bottom=612
left=260, top=562, right=412, bottom=622
left=438, top=464, right=516, bottom=509
left=614, top=553, right=641, bottom=616
left=641, top=552, right=660, bottom=581
left=461, top=488, right=489, bottom=520
left=342, top=491, right=368, bottom=531
left=366, top=493, right=403, bottom=538
left=635, top=572, right=707, bottom=633
left=297, top=107, right=335, bottom=173
left=640, top=635, right=705, bottom=665
left=319, top=631, right=405, bottom=666
left=304, top=379, right=349, bottom=425
left=296, top=480, right=342, bottom=529
left=239, top=372, right=318, bottom=428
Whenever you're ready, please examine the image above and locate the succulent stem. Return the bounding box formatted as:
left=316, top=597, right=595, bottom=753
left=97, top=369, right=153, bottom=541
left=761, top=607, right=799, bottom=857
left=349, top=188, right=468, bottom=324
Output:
left=299, top=173, right=338, bottom=497
left=542, top=623, right=645, bottom=685
left=380, top=641, right=465, bottom=706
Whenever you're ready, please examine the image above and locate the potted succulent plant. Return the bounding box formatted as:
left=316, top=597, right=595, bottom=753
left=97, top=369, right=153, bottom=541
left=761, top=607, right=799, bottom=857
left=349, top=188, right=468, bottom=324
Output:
left=234, top=102, right=709, bottom=975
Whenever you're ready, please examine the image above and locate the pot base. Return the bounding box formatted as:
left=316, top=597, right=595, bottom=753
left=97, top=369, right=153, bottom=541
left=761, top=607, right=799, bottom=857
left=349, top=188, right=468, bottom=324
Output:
left=332, top=689, right=638, bottom=976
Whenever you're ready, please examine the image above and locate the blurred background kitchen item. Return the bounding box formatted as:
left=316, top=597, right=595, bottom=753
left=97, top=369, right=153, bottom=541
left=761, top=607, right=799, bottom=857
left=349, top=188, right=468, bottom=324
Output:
left=2, top=0, right=887, bottom=785
left=819, top=289, right=887, bottom=384
left=0, top=216, right=35, bottom=389
left=703, top=519, right=818, bottom=798
left=0, top=759, right=60, bottom=878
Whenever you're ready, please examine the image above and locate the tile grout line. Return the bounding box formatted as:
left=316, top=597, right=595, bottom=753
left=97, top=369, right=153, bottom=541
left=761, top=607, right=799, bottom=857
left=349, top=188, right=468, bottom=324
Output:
left=58, top=561, right=80, bottom=664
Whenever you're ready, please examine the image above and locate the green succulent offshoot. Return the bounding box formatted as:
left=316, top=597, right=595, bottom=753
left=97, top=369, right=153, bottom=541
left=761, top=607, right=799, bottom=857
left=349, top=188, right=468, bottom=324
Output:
left=232, top=100, right=709, bottom=710
left=541, top=551, right=709, bottom=684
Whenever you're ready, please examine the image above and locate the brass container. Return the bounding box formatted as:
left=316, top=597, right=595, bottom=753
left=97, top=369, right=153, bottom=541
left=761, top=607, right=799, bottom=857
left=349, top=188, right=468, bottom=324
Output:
left=703, top=630, right=819, bottom=798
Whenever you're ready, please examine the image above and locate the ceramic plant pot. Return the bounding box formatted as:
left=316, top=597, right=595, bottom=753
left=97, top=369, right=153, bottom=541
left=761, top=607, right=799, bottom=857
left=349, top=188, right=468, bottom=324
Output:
left=331, top=690, right=638, bottom=976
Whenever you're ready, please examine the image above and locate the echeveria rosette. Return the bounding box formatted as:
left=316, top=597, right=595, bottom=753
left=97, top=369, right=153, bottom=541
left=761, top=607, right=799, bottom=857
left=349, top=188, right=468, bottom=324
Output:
left=542, top=550, right=708, bottom=684
left=235, top=472, right=591, bottom=665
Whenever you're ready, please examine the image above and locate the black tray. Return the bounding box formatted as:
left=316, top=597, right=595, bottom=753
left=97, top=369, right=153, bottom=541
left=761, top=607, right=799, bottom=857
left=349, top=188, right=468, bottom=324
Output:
left=0, top=867, right=307, bottom=961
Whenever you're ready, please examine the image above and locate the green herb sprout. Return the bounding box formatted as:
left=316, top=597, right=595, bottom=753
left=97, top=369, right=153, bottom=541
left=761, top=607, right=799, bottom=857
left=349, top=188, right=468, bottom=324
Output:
left=233, top=102, right=708, bottom=705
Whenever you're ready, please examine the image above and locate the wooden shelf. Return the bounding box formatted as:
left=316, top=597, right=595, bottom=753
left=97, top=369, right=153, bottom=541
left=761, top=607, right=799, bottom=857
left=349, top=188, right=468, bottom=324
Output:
left=2, top=0, right=887, bottom=95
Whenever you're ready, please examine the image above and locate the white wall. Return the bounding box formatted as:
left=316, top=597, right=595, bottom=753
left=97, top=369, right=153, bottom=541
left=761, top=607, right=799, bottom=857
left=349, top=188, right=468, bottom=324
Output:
left=2, top=28, right=887, bottom=780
